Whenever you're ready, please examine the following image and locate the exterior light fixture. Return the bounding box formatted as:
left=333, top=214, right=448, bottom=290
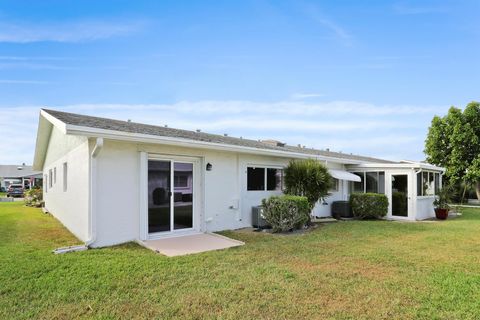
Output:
left=206, top=163, right=212, bottom=171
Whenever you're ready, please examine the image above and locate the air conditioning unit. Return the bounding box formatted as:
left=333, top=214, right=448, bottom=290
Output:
left=331, top=201, right=352, bottom=219
left=252, top=206, right=270, bottom=229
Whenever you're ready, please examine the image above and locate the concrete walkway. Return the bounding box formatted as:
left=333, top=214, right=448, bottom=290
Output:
left=141, top=233, right=244, bottom=257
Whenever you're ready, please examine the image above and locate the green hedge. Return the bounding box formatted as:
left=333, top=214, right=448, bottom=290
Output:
left=350, top=193, right=388, bottom=219
left=261, top=195, right=310, bottom=232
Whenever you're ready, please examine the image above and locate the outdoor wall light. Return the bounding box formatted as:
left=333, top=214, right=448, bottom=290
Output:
left=206, top=163, right=212, bottom=171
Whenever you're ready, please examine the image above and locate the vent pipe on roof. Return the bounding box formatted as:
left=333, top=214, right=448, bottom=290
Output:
left=326, top=148, right=330, bottom=152
left=196, top=129, right=201, bottom=133
left=127, top=119, right=131, bottom=123
left=224, top=133, right=228, bottom=137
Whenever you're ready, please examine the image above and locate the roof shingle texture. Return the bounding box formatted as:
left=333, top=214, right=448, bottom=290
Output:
left=0, top=165, right=41, bottom=178
left=43, top=109, right=393, bottom=164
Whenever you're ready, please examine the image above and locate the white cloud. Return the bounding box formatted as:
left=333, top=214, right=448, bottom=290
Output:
left=0, top=100, right=446, bottom=164
left=0, top=20, right=147, bottom=43
left=290, top=93, right=326, bottom=100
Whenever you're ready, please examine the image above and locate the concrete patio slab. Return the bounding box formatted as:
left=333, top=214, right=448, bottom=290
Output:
left=141, top=233, right=244, bottom=257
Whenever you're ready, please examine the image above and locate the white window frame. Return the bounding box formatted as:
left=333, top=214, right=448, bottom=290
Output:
left=330, top=178, right=339, bottom=192
left=247, top=165, right=284, bottom=192
left=417, top=170, right=440, bottom=197
left=350, top=171, right=385, bottom=194
left=63, top=162, right=68, bottom=192
left=49, top=169, right=53, bottom=188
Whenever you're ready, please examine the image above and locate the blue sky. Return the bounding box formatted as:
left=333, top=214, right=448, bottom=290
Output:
left=0, top=0, right=479, bottom=164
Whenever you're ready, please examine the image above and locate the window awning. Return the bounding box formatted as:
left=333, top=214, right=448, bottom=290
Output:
left=328, top=169, right=361, bottom=182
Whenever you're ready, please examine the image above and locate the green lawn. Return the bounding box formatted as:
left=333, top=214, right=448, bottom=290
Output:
left=1, top=203, right=480, bottom=319
left=0, top=192, right=6, bottom=198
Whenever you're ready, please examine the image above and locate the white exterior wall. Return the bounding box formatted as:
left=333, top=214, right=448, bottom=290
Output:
left=312, top=162, right=348, bottom=218
left=415, top=198, right=436, bottom=220
left=43, top=127, right=90, bottom=241
left=91, top=139, right=346, bottom=246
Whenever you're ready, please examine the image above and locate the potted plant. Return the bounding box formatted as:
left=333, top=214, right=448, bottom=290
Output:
left=433, top=186, right=451, bottom=220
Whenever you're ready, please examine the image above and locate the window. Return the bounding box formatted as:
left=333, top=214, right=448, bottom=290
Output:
left=366, top=172, right=378, bottom=193
left=351, top=171, right=385, bottom=194
left=44, top=174, right=48, bottom=192
left=352, top=172, right=364, bottom=193
left=247, top=167, right=265, bottom=190
left=267, top=168, right=283, bottom=191
left=247, top=167, right=284, bottom=191
left=417, top=172, right=422, bottom=196
left=54, top=167, right=57, bottom=184
left=49, top=169, right=53, bottom=188
left=63, top=162, right=68, bottom=192
left=434, top=173, right=440, bottom=194
left=330, top=178, right=339, bottom=192
left=417, top=171, right=440, bottom=196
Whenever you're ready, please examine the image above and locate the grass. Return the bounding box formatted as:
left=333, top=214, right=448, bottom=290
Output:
left=0, top=192, right=6, bottom=198
left=1, top=203, right=480, bottom=319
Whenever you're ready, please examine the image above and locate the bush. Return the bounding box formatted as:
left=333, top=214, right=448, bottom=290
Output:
left=24, top=188, right=44, bottom=207
left=261, top=195, right=310, bottom=232
left=284, top=159, right=333, bottom=211
left=350, top=193, right=388, bottom=219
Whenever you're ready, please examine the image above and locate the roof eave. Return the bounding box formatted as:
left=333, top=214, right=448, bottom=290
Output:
left=65, top=124, right=365, bottom=164
left=347, top=162, right=445, bottom=172
left=32, top=110, right=67, bottom=171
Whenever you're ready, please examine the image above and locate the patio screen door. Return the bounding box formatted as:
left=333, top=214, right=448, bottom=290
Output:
left=148, top=159, right=194, bottom=234
left=391, top=174, right=408, bottom=217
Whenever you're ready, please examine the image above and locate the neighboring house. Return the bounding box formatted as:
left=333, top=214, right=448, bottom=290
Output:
left=0, top=164, right=42, bottom=190
left=33, top=109, right=445, bottom=248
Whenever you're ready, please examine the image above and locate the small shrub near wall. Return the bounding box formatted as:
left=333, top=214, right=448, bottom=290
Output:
left=350, top=193, right=388, bottom=219
left=261, top=195, right=310, bottom=232
left=24, top=188, right=44, bottom=208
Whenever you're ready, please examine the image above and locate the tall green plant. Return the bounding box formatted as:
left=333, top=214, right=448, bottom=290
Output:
left=283, top=159, right=332, bottom=211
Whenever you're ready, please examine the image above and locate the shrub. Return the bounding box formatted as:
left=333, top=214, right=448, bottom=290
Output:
left=283, top=159, right=333, bottom=211
left=350, top=193, right=388, bottom=219
left=261, top=195, right=310, bottom=232
left=24, top=188, right=44, bottom=207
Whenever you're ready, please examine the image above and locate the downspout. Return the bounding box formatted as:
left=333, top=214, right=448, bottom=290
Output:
left=85, top=137, right=104, bottom=247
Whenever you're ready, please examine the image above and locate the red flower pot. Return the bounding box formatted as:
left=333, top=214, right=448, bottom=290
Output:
left=435, top=208, right=449, bottom=220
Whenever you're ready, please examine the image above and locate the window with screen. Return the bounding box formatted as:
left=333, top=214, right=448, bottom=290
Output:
left=330, top=178, right=339, bottom=192
left=266, top=168, right=283, bottom=191
left=351, top=172, right=365, bottom=193
left=417, top=171, right=440, bottom=196
left=247, top=167, right=265, bottom=191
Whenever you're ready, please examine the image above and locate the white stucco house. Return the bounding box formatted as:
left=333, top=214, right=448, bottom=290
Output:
left=33, top=109, right=445, bottom=248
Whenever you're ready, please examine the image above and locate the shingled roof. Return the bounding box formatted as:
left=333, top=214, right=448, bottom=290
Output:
left=43, top=109, right=394, bottom=164
left=0, top=165, right=41, bottom=178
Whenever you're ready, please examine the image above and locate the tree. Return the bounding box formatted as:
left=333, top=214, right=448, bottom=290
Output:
left=283, top=159, right=333, bottom=212
left=425, top=102, right=480, bottom=199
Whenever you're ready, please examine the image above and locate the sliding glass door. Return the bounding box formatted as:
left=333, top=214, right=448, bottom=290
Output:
left=148, top=159, right=194, bottom=234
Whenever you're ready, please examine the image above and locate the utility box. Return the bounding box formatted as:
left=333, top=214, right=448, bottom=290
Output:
left=331, top=201, right=352, bottom=219
left=252, top=206, right=270, bottom=228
